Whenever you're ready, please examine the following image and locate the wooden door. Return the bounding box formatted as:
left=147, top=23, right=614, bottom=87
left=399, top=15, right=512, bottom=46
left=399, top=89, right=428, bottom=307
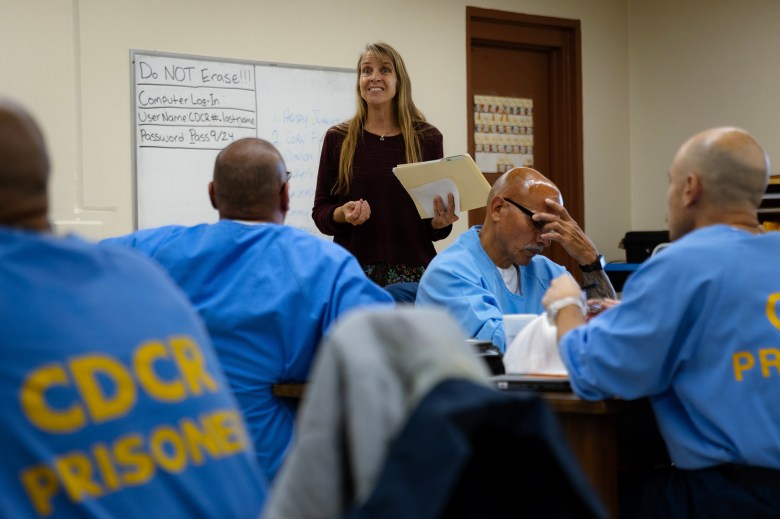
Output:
left=467, top=7, right=583, bottom=277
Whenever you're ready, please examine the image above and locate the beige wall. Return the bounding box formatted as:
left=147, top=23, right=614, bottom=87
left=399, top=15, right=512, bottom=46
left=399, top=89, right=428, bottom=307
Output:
left=628, top=0, right=780, bottom=230
left=0, top=0, right=666, bottom=264
left=0, top=0, right=631, bottom=259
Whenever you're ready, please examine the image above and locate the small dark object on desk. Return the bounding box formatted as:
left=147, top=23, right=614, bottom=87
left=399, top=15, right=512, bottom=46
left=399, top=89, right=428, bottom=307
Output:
left=491, top=373, right=571, bottom=392
left=621, top=230, right=669, bottom=263
left=466, top=339, right=505, bottom=375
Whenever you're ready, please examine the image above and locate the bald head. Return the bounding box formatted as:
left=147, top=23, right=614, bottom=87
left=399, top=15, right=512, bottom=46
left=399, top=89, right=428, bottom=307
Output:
left=210, top=138, right=289, bottom=222
left=674, top=127, right=769, bottom=208
left=479, top=167, right=563, bottom=268
left=487, top=167, right=562, bottom=212
left=0, top=99, right=50, bottom=231
left=666, top=127, right=769, bottom=240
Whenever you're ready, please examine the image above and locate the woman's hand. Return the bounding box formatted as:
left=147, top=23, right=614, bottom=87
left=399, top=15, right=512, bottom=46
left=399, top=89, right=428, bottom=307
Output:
left=432, top=193, right=459, bottom=229
left=335, top=199, right=371, bottom=226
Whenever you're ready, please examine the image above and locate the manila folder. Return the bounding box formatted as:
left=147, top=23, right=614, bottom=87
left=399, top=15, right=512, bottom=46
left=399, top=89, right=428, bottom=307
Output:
left=392, top=154, right=491, bottom=218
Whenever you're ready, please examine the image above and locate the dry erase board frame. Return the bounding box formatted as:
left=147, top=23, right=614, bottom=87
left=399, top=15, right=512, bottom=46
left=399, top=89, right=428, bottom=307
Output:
left=131, top=49, right=356, bottom=235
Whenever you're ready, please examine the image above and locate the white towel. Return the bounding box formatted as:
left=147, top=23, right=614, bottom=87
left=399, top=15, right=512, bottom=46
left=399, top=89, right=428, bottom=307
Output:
left=502, top=314, right=567, bottom=375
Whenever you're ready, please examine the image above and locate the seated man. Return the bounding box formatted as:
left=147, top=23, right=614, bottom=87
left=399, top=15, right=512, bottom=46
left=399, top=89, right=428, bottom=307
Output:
left=101, top=137, right=393, bottom=482
left=0, top=100, right=266, bottom=517
left=543, top=127, right=780, bottom=517
left=416, top=167, right=614, bottom=351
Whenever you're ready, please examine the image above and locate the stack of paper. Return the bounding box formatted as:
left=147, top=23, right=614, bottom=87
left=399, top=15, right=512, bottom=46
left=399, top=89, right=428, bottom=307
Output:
left=393, top=154, right=492, bottom=218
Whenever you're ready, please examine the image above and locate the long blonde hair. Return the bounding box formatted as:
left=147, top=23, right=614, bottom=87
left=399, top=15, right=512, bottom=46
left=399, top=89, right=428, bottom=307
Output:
left=333, top=42, right=428, bottom=195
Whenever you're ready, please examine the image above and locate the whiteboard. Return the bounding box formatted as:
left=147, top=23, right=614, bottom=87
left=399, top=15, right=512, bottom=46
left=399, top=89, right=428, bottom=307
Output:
left=131, top=50, right=355, bottom=235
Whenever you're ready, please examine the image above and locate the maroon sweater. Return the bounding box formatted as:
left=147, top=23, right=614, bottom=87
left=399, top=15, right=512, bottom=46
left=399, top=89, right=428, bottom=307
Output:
left=312, top=123, right=451, bottom=267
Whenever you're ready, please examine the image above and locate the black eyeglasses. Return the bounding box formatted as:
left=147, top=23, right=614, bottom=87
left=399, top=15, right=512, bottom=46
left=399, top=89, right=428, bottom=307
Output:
left=502, top=197, right=545, bottom=231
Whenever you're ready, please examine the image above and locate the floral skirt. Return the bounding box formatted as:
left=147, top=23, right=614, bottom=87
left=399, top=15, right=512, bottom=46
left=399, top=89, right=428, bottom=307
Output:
left=362, top=262, right=425, bottom=287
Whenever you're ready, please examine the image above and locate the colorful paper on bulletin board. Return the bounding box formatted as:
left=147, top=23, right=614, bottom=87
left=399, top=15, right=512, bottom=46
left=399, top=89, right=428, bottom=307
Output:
left=473, top=95, right=534, bottom=174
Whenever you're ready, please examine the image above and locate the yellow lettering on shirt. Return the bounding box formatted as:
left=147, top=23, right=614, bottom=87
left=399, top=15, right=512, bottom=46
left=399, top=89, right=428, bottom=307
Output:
left=134, top=341, right=186, bottom=402
left=759, top=348, right=780, bottom=378
left=768, top=293, right=780, bottom=330
left=19, top=465, right=59, bottom=517
left=54, top=452, right=102, bottom=503
left=113, top=434, right=155, bottom=486
left=20, top=335, right=218, bottom=434
left=149, top=426, right=187, bottom=473
left=170, top=336, right=218, bottom=396
left=733, top=351, right=755, bottom=381
left=70, top=355, right=136, bottom=425
left=181, top=417, right=220, bottom=465
left=92, top=443, right=120, bottom=491
left=207, top=409, right=250, bottom=455
left=732, top=293, right=780, bottom=381
left=19, top=407, right=252, bottom=517
left=16, top=335, right=236, bottom=516
left=20, top=364, right=86, bottom=433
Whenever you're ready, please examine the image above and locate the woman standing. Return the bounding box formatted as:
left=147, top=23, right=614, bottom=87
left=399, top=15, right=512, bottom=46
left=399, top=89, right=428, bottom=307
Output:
left=312, top=42, right=458, bottom=286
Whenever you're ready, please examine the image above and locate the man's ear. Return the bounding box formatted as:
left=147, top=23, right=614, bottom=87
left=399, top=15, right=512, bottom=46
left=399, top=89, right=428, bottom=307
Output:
left=487, top=195, right=504, bottom=221
left=280, top=181, right=290, bottom=214
left=208, top=181, right=217, bottom=210
left=682, top=173, right=702, bottom=208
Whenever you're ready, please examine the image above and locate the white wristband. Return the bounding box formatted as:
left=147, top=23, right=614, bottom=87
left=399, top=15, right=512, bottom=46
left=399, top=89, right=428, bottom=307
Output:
left=546, top=296, right=586, bottom=325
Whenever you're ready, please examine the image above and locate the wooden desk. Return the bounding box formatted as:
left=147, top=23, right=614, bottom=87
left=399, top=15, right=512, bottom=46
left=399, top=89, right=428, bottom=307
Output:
left=541, top=392, right=668, bottom=518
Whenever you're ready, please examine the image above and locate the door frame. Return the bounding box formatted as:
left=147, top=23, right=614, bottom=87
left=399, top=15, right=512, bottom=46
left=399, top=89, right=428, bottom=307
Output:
left=466, top=7, right=584, bottom=271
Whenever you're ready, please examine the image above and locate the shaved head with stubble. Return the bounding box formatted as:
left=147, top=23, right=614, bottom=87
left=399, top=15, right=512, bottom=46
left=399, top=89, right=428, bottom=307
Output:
left=209, top=137, right=290, bottom=223
left=0, top=99, right=50, bottom=231
left=666, top=127, right=769, bottom=241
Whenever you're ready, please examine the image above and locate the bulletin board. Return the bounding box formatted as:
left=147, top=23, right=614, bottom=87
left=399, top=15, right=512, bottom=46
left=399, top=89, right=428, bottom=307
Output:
left=473, top=94, right=534, bottom=174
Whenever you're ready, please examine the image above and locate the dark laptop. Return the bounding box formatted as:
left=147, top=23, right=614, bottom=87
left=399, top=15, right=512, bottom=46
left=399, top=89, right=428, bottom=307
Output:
left=491, top=373, right=571, bottom=392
